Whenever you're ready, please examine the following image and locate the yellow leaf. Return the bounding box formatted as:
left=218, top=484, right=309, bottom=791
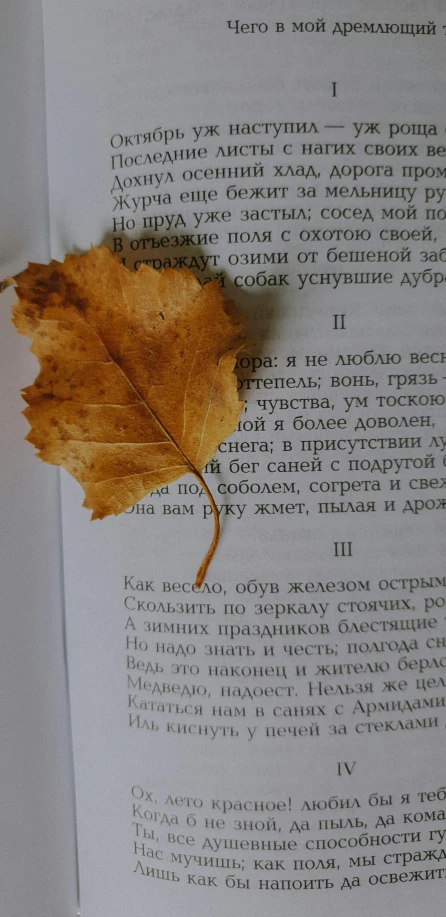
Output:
left=10, top=245, right=247, bottom=585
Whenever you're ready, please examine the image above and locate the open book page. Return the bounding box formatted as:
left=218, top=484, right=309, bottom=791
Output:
left=41, top=1, right=445, bottom=914
left=0, top=2, right=78, bottom=916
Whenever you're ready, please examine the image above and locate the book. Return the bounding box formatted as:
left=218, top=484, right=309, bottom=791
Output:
left=1, top=2, right=445, bottom=915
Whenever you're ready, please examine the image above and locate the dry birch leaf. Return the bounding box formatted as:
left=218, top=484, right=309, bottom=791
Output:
left=9, top=246, right=247, bottom=586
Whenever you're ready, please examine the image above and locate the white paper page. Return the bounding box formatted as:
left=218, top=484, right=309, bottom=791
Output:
left=42, top=2, right=445, bottom=915
left=0, top=2, right=78, bottom=916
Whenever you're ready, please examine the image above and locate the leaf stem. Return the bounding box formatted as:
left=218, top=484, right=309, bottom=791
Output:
left=193, top=471, right=220, bottom=588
